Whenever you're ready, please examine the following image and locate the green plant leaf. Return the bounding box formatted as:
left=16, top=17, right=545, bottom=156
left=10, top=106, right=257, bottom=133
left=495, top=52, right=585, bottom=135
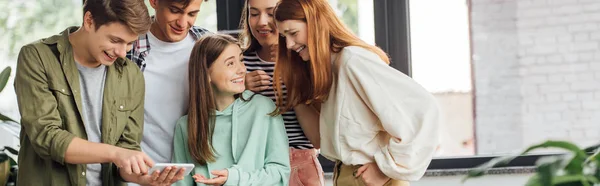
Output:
left=522, top=141, right=587, bottom=175
left=523, top=141, right=587, bottom=159
left=0, top=153, right=7, bottom=163
left=0, top=67, right=11, bottom=93
left=586, top=176, right=599, bottom=183
left=564, top=158, right=585, bottom=175
left=596, top=165, right=600, bottom=182
left=585, top=149, right=598, bottom=182
left=536, top=156, right=564, bottom=186
left=464, top=140, right=591, bottom=182
left=585, top=146, right=599, bottom=164
left=584, top=143, right=600, bottom=154
left=8, top=158, right=16, bottom=167
left=525, top=174, right=544, bottom=186
left=0, top=113, right=18, bottom=124
left=552, top=175, right=596, bottom=186
left=3, top=147, right=17, bottom=156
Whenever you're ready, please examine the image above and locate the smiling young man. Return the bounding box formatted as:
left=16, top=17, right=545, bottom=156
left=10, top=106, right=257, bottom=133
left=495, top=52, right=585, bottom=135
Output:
left=126, top=0, right=210, bottom=171
left=12, top=0, right=173, bottom=185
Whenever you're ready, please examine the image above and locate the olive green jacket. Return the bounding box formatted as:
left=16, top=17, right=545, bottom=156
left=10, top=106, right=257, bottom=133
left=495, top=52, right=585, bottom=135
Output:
left=14, top=26, right=145, bottom=186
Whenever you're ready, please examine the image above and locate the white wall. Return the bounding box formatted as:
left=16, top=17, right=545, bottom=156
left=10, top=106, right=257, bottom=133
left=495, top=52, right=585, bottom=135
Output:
left=472, top=0, right=600, bottom=155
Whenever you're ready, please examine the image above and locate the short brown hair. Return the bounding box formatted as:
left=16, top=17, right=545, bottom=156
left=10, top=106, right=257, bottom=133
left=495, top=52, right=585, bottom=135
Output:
left=157, top=0, right=209, bottom=9
left=83, top=0, right=152, bottom=34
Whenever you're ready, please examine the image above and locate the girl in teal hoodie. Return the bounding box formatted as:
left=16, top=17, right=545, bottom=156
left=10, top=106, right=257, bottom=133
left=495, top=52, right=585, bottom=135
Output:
left=172, top=34, right=291, bottom=186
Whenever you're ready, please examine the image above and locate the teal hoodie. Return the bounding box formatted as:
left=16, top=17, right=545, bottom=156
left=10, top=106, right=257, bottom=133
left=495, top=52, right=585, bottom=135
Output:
left=172, top=90, right=290, bottom=186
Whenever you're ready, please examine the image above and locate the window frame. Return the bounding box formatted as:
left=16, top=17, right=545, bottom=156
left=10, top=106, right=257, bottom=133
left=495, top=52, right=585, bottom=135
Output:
left=216, top=0, right=244, bottom=34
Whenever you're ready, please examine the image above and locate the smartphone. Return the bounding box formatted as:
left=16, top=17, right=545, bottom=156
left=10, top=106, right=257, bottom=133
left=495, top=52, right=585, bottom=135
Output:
left=148, top=163, right=195, bottom=176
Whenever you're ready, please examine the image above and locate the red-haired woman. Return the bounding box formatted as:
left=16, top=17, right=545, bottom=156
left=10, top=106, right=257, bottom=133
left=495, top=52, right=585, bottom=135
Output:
left=273, top=0, right=441, bottom=185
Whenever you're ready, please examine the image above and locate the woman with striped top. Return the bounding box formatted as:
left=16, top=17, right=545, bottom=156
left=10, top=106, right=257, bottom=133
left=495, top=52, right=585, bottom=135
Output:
left=240, top=0, right=325, bottom=185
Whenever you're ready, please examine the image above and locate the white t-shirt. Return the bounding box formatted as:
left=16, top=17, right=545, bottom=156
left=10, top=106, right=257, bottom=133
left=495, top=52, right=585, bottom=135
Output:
left=141, top=31, right=195, bottom=164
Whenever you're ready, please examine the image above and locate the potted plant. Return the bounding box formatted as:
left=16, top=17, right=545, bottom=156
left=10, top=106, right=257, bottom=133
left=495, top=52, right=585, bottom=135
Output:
left=464, top=140, right=600, bottom=186
left=0, top=67, right=17, bottom=124
left=0, top=67, right=19, bottom=186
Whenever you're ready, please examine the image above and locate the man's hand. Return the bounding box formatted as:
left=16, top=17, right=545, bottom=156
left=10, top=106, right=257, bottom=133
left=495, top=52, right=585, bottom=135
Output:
left=148, top=166, right=186, bottom=186
left=111, top=148, right=154, bottom=175
left=121, top=166, right=186, bottom=186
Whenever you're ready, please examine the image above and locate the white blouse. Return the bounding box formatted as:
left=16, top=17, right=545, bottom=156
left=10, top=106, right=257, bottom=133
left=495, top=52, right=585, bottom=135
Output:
left=319, top=46, right=441, bottom=181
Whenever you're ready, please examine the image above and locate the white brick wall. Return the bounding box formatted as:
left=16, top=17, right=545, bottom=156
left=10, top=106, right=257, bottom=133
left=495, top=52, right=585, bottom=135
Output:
left=471, top=0, right=523, bottom=154
left=472, top=0, right=600, bottom=154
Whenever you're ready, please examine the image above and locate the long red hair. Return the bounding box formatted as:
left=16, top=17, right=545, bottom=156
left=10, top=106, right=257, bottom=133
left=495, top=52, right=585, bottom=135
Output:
left=272, top=0, right=389, bottom=114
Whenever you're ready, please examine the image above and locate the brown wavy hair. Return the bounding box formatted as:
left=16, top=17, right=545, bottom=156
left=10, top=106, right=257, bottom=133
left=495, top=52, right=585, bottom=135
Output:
left=83, top=0, right=152, bottom=34
left=238, top=0, right=262, bottom=53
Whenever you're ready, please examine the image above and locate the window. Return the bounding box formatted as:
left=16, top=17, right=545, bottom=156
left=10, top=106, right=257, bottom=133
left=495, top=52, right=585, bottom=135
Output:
left=0, top=0, right=83, bottom=122
left=410, top=0, right=600, bottom=158
left=328, top=0, right=375, bottom=44
left=410, top=0, right=474, bottom=157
